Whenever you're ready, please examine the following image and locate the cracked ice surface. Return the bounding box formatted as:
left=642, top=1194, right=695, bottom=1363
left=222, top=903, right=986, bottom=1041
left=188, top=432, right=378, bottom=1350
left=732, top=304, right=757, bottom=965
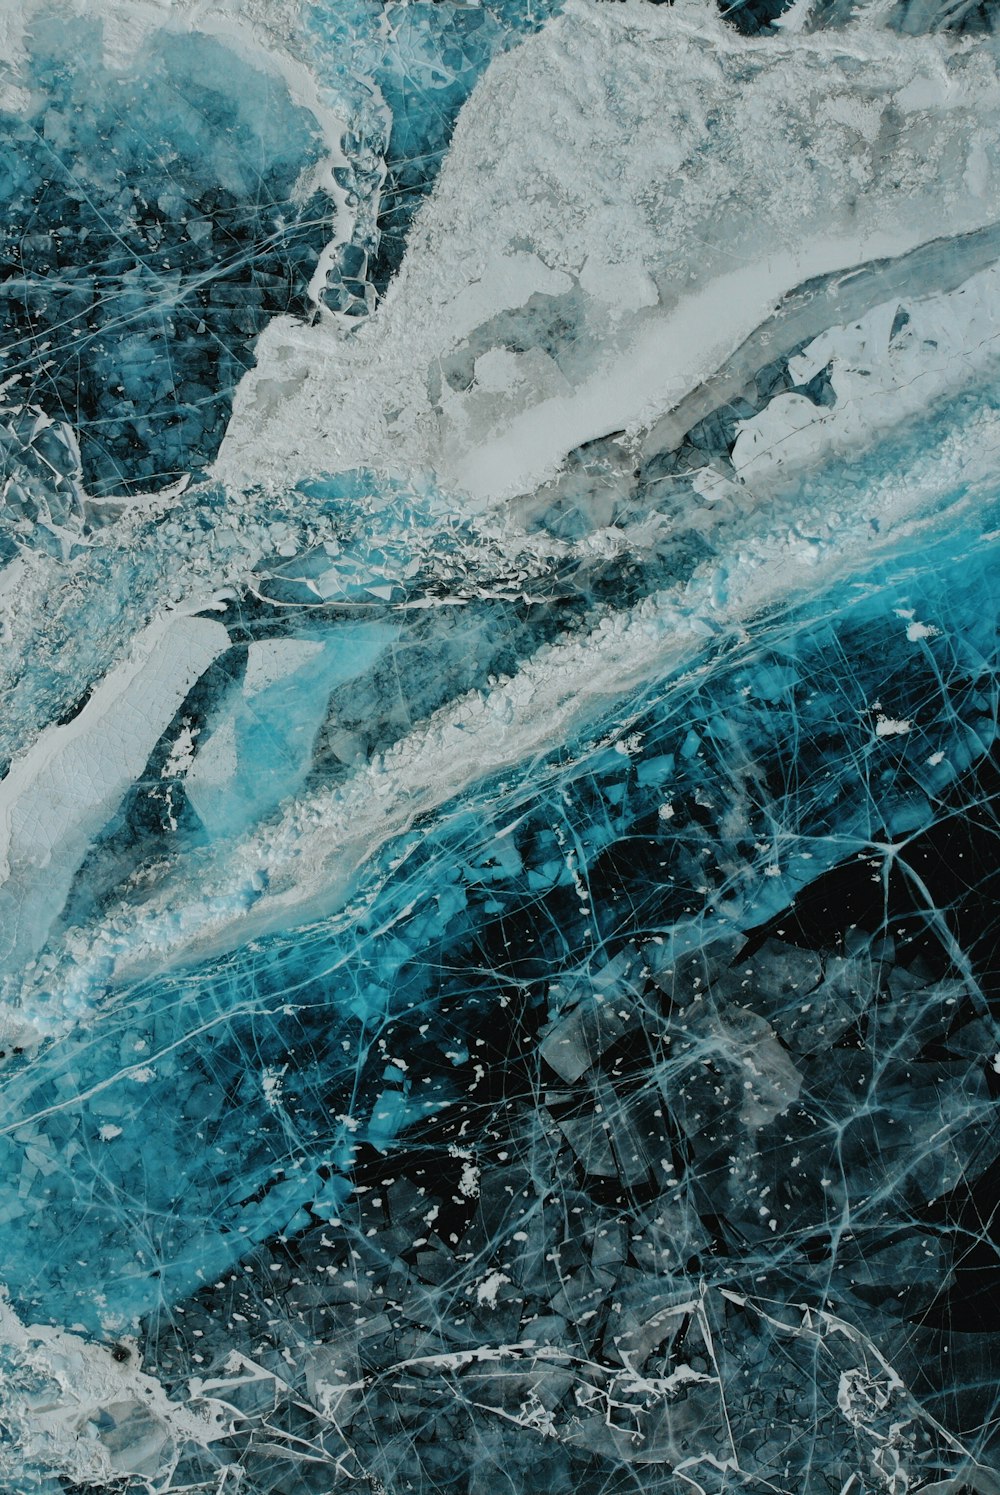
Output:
left=1, top=0, right=1000, bottom=1491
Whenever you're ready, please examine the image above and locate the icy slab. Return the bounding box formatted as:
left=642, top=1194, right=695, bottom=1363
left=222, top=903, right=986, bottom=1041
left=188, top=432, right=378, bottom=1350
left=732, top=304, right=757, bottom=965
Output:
left=184, top=628, right=390, bottom=840
left=732, top=261, right=1000, bottom=489
left=0, top=611, right=228, bottom=984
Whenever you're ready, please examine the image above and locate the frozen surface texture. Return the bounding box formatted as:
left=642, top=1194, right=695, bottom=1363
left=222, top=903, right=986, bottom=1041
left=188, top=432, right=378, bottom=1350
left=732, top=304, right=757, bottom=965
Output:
left=1, top=0, right=1000, bottom=1491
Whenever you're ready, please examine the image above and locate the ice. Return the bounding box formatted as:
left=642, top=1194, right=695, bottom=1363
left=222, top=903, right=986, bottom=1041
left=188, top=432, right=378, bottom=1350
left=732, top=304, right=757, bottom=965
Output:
left=1, top=0, right=1000, bottom=1489
left=305, top=0, right=561, bottom=315
left=218, top=0, right=1000, bottom=505
left=731, top=263, right=1000, bottom=490
left=0, top=610, right=228, bottom=986
left=0, top=7, right=339, bottom=498
left=0, top=410, right=87, bottom=563
left=0, top=1287, right=230, bottom=1491
left=36, top=383, right=1000, bottom=992
left=184, top=628, right=389, bottom=841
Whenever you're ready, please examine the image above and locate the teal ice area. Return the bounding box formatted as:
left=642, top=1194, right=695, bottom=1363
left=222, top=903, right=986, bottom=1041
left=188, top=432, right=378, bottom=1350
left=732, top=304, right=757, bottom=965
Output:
left=0, top=13, right=337, bottom=503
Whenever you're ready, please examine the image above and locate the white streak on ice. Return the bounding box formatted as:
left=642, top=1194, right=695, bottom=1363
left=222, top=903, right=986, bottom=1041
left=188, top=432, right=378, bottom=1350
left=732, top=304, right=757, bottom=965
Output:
left=0, top=612, right=228, bottom=978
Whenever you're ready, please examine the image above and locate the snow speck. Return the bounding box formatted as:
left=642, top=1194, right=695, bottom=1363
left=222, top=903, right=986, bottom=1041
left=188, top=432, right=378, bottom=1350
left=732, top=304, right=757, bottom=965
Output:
left=475, top=1270, right=510, bottom=1307
left=261, top=1066, right=287, bottom=1109
left=906, top=620, right=939, bottom=642
left=875, top=715, right=912, bottom=737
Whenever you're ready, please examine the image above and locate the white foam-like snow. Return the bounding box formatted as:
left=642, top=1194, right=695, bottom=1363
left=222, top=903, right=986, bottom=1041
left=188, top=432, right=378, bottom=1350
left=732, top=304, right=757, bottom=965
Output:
left=0, top=611, right=228, bottom=977
left=217, top=0, right=1000, bottom=505
left=0, top=1289, right=229, bottom=1487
